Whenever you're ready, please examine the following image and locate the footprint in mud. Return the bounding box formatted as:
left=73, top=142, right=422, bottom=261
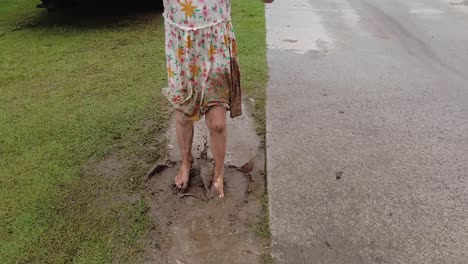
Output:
left=145, top=157, right=263, bottom=264
left=148, top=157, right=255, bottom=203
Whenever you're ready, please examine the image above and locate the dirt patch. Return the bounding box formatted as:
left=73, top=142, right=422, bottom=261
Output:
left=83, top=106, right=268, bottom=263
left=144, top=156, right=265, bottom=264
left=142, top=107, right=268, bottom=264
left=87, top=154, right=124, bottom=180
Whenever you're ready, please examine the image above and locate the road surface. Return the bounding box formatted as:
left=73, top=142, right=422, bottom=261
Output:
left=265, top=0, right=468, bottom=263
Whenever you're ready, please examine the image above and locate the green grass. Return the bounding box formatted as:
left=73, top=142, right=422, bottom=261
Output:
left=232, top=0, right=268, bottom=135
left=232, top=2, right=271, bottom=262
left=0, top=0, right=268, bottom=263
left=256, top=193, right=272, bottom=239
left=256, top=193, right=273, bottom=264
left=0, top=1, right=168, bottom=262
left=259, top=252, right=275, bottom=264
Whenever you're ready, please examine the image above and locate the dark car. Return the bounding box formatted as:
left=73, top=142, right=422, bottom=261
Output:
left=37, top=0, right=162, bottom=10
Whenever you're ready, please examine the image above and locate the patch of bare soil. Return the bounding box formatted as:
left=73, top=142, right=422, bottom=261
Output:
left=144, top=155, right=265, bottom=264
left=142, top=111, right=267, bottom=264
left=86, top=107, right=268, bottom=263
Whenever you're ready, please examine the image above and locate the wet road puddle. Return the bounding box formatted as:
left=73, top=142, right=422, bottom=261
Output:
left=266, top=0, right=333, bottom=53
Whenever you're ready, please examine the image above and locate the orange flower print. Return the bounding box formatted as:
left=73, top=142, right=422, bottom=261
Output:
left=189, top=63, right=200, bottom=77
left=180, top=0, right=197, bottom=18
left=162, top=0, right=241, bottom=118
left=185, top=35, right=193, bottom=49
left=167, top=66, right=175, bottom=78
left=177, top=47, right=185, bottom=59
left=208, top=44, right=217, bottom=57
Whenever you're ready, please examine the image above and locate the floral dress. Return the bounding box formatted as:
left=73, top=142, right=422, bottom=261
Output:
left=162, top=0, right=242, bottom=120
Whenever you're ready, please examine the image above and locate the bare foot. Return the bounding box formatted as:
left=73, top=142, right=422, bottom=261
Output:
left=212, top=173, right=224, bottom=198
left=175, top=160, right=193, bottom=190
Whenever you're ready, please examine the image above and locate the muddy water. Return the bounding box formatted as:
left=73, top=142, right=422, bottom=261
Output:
left=144, top=107, right=266, bottom=264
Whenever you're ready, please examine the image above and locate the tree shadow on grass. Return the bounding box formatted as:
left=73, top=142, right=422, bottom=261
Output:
left=10, top=0, right=164, bottom=31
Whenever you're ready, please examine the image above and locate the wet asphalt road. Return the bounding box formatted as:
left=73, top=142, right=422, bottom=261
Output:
left=265, top=0, right=468, bottom=263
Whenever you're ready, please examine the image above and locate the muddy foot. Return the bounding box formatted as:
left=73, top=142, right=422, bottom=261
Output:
left=175, top=160, right=193, bottom=191
left=211, top=174, right=224, bottom=198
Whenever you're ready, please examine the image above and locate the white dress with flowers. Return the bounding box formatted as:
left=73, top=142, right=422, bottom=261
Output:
left=162, top=0, right=241, bottom=120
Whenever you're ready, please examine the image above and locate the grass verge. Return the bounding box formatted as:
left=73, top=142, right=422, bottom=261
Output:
left=257, top=193, right=273, bottom=264
left=0, top=0, right=269, bottom=262
left=256, top=193, right=272, bottom=239
left=232, top=0, right=268, bottom=135
left=0, top=1, right=168, bottom=262
left=232, top=1, right=272, bottom=262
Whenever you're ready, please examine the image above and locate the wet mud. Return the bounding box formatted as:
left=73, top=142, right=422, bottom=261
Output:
left=144, top=156, right=265, bottom=264
left=143, top=109, right=267, bottom=264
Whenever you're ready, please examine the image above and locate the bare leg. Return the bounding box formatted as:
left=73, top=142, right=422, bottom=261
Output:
left=175, top=111, right=194, bottom=189
left=205, top=106, right=227, bottom=198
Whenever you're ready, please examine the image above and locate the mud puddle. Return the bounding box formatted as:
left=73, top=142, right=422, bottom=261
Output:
left=143, top=109, right=267, bottom=264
